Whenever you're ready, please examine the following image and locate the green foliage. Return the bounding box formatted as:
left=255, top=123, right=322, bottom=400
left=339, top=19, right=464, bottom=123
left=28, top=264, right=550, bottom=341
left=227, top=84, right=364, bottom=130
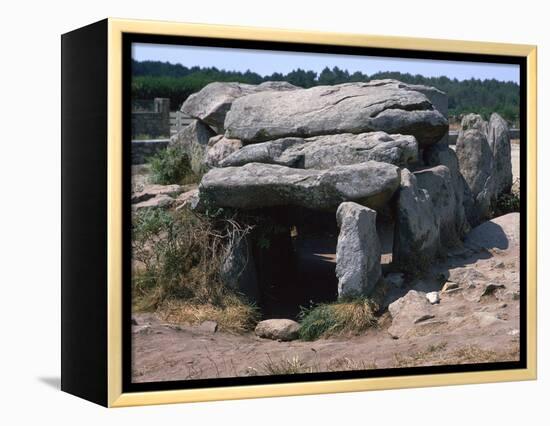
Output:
left=493, top=191, right=520, bottom=217
left=149, top=145, right=199, bottom=185
left=298, top=298, right=378, bottom=341
left=132, top=60, right=520, bottom=124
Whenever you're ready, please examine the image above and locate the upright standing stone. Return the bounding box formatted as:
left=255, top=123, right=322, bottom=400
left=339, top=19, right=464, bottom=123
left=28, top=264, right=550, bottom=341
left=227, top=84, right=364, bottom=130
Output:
left=414, top=165, right=466, bottom=247
left=488, top=113, right=513, bottom=195
left=456, top=114, right=504, bottom=226
left=393, top=169, right=440, bottom=273
left=335, top=202, right=381, bottom=298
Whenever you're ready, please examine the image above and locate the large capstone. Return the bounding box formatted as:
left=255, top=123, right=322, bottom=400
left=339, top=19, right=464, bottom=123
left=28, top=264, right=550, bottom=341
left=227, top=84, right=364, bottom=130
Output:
left=219, top=131, right=418, bottom=169
left=224, top=81, right=448, bottom=146
left=197, top=161, right=400, bottom=211
left=393, top=169, right=441, bottom=273
left=335, top=202, right=381, bottom=298
left=170, top=119, right=216, bottom=174
left=180, top=81, right=297, bottom=131
left=370, top=79, right=448, bottom=117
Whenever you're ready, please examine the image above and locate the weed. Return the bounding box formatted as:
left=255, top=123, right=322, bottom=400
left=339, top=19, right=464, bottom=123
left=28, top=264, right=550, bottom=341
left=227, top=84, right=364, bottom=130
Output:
left=298, top=298, right=378, bottom=341
left=149, top=145, right=200, bottom=185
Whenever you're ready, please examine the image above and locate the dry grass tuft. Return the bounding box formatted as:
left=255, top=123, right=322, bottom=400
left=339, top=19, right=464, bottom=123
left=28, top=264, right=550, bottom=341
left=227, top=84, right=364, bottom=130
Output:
left=157, top=298, right=259, bottom=333
left=298, top=298, right=378, bottom=341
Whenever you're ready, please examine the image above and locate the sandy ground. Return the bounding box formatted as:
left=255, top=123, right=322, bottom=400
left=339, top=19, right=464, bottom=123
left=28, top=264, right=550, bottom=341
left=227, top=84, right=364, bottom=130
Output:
left=132, top=214, right=521, bottom=382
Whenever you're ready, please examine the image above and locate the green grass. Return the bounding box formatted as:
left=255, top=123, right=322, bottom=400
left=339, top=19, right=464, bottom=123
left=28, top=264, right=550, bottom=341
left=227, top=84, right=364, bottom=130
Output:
left=298, top=298, right=378, bottom=341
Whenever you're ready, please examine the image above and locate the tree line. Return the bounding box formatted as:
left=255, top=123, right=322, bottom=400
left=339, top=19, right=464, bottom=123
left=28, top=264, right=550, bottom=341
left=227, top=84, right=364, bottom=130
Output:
left=132, top=60, right=520, bottom=124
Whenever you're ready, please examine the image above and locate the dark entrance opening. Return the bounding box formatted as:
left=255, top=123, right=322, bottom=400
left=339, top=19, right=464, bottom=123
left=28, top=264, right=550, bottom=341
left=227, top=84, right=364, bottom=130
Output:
left=251, top=207, right=338, bottom=320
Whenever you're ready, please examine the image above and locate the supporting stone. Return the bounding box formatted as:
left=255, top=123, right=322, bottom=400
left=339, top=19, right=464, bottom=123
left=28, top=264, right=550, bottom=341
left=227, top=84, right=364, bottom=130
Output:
left=335, top=202, right=381, bottom=298
left=393, top=169, right=440, bottom=274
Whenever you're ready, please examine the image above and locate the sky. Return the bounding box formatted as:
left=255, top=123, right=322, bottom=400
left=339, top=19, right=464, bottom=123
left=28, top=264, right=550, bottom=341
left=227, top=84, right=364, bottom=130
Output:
left=132, top=42, right=520, bottom=83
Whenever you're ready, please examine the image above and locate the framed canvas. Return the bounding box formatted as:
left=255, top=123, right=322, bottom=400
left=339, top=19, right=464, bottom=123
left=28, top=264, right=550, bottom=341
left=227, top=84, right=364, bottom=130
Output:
left=61, top=18, right=537, bottom=407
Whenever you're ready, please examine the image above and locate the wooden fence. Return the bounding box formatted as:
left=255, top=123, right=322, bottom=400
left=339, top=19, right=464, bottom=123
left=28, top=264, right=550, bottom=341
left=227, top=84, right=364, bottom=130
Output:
left=169, top=111, right=194, bottom=135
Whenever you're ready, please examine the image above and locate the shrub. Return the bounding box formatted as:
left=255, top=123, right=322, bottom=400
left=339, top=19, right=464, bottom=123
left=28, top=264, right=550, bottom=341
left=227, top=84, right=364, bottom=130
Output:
left=131, top=207, right=258, bottom=331
left=493, top=190, right=520, bottom=217
left=149, top=145, right=199, bottom=185
left=298, top=298, right=378, bottom=341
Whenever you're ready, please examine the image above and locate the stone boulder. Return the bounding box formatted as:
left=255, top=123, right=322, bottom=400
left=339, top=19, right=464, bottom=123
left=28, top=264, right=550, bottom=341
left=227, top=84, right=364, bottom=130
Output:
left=488, top=113, right=513, bottom=195
left=456, top=118, right=494, bottom=196
left=393, top=169, right=440, bottom=273
left=204, top=135, right=243, bottom=168
left=388, top=290, right=435, bottom=338
left=424, top=141, right=473, bottom=232
left=255, top=319, right=300, bottom=341
left=219, top=131, right=418, bottom=169
left=414, top=165, right=468, bottom=247
left=198, top=161, right=401, bottom=211
left=456, top=113, right=513, bottom=224
left=335, top=202, right=381, bottom=298
left=180, top=81, right=297, bottom=131
left=464, top=212, right=520, bottom=251
left=224, top=81, right=448, bottom=146
left=170, top=119, right=216, bottom=174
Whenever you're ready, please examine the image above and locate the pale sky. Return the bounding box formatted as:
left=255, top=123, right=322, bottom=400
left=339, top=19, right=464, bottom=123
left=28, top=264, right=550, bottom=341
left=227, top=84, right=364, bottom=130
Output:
left=132, top=42, right=520, bottom=83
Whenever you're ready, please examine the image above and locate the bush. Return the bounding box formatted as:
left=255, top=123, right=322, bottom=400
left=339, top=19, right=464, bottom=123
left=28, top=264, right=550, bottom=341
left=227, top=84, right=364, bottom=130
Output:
left=132, top=207, right=258, bottom=331
left=149, top=145, right=199, bottom=185
left=493, top=191, right=520, bottom=217
left=298, top=298, right=378, bottom=341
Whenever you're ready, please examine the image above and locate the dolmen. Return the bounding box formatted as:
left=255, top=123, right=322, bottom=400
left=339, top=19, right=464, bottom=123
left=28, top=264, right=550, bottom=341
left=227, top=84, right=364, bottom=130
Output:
left=171, top=79, right=513, bottom=300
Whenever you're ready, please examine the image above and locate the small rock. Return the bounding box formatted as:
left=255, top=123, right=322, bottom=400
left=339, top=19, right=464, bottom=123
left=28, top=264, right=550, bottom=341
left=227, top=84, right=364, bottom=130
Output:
left=175, top=189, right=199, bottom=211
left=426, top=291, right=441, bottom=304
left=388, top=290, right=435, bottom=339
left=507, top=329, right=520, bottom=336
left=499, top=303, right=508, bottom=309
left=197, top=320, right=218, bottom=333
left=255, top=319, right=300, bottom=341
left=131, top=318, right=138, bottom=325
left=480, top=282, right=505, bottom=298
left=441, top=282, right=459, bottom=292
left=494, top=261, right=505, bottom=269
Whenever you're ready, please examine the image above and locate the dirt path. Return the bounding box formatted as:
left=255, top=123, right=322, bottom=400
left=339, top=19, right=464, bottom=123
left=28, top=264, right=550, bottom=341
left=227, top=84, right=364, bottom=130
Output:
left=132, top=214, right=521, bottom=383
